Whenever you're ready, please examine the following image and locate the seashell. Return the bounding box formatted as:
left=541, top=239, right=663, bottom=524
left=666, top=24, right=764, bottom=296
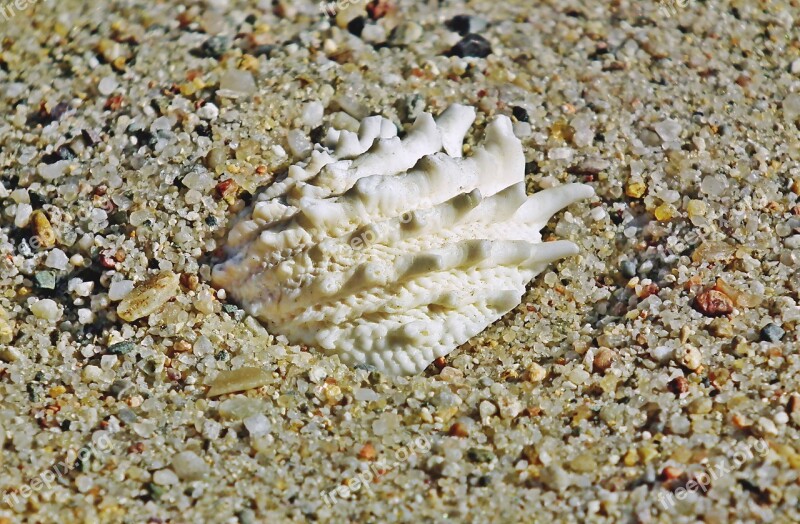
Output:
left=212, top=105, right=594, bottom=375
left=117, top=271, right=180, bottom=322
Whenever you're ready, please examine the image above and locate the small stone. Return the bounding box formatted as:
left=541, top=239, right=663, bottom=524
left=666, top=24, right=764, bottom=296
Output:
left=152, top=469, right=179, bottom=486
left=197, top=103, right=219, bottom=121
left=788, top=394, right=800, bottom=416
left=287, top=129, right=312, bottom=158
left=654, top=203, right=677, bottom=221
left=448, top=34, right=492, bottom=58
left=361, top=23, right=386, bottom=43
left=593, top=347, right=615, bottom=373
left=14, top=203, right=32, bottom=228
left=353, top=387, right=379, bottom=402
left=37, top=160, right=70, bottom=181
left=625, top=181, right=647, bottom=198
left=448, top=422, right=469, bottom=437
left=687, top=199, right=707, bottom=218
left=755, top=416, right=779, bottom=437
left=243, top=414, right=271, bottom=436
left=687, top=397, right=712, bottom=415
left=30, top=299, right=61, bottom=321
left=467, top=448, right=494, bottom=463
left=661, top=466, right=683, bottom=481
left=82, top=365, right=103, bottom=382
left=75, top=475, right=94, bottom=493
left=108, top=379, right=133, bottom=398
left=653, top=119, right=682, bottom=142
left=694, top=289, right=734, bottom=317
left=30, top=210, right=56, bottom=248
left=108, top=341, right=136, bottom=355
left=567, top=368, right=590, bottom=385
left=200, top=35, right=230, bottom=58
left=45, top=248, right=69, bottom=270
left=300, top=101, right=324, bottom=128
left=760, top=323, right=785, bottom=342
left=388, top=22, right=423, bottom=46
left=692, top=241, right=735, bottom=264
left=34, top=271, right=56, bottom=290
left=219, top=70, right=256, bottom=97
left=668, top=376, right=689, bottom=395
left=526, top=363, right=547, bottom=382
left=109, top=280, right=135, bottom=301
left=784, top=93, right=800, bottom=123
left=511, top=106, right=529, bottom=123
left=98, top=75, right=118, bottom=95
left=172, top=451, right=209, bottom=481
left=675, top=345, right=702, bottom=371
left=568, top=453, right=597, bottom=473
left=541, top=465, right=571, bottom=491
left=479, top=400, right=497, bottom=419
left=358, top=442, right=377, bottom=460
left=218, top=397, right=265, bottom=420
left=445, top=15, right=488, bottom=36
left=207, top=367, right=271, bottom=397
left=620, top=260, right=637, bottom=278
left=146, top=482, right=166, bottom=500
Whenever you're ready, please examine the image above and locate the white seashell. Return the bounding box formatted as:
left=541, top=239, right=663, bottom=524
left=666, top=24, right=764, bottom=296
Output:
left=212, top=105, right=594, bottom=375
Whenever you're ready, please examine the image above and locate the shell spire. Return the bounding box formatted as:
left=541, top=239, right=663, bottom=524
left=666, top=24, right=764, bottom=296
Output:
left=212, top=105, right=594, bottom=375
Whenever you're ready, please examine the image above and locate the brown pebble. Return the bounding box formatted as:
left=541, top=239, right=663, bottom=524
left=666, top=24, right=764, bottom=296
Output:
left=448, top=422, right=469, bottom=438
left=522, top=406, right=541, bottom=417
left=104, top=95, right=124, bottom=110
left=172, top=340, right=192, bottom=353
left=358, top=442, right=377, bottom=460
left=30, top=210, right=56, bottom=249
left=433, top=356, right=447, bottom=370
left=99, top=252, right=117, bottom=269
left=216, top=179, right=240, bottom=202
left=180, top=273, right=199, bottom=291
left=787, top=394, right=800, bottom=416
left=731, top=413, right=750, bottom=430
left=592, top=347, right=615, bottom=373
left=707, top=318, right=733, bottom=338
left=661, top=466, right=683, bottom=481
left=668, top=376, right=689, bottom=395
left=637, top=283, right=659, bottom=299
left=367, top=0, right=394, bottom=19
left=694, top=289, right=734, bottom=317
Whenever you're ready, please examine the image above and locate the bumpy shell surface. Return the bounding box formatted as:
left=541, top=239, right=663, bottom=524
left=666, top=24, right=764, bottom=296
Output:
left=212, top=105, right=594, bottom=375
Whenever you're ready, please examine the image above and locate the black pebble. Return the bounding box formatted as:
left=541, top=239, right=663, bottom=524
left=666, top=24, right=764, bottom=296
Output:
left=448, top=34, right=492, bottom=58
left=57, top=145, right=76, bottom=161
left=348, top=16, right=366, bottom=37
left=446, top=15, right=472, bottom=36
left=760, top=323, right=785, bottom=342
left=511, top=106, right=529, bottom=122
left=620, top=260, right=637, bottom=278
left=200, top=36, right=230, bottom=59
